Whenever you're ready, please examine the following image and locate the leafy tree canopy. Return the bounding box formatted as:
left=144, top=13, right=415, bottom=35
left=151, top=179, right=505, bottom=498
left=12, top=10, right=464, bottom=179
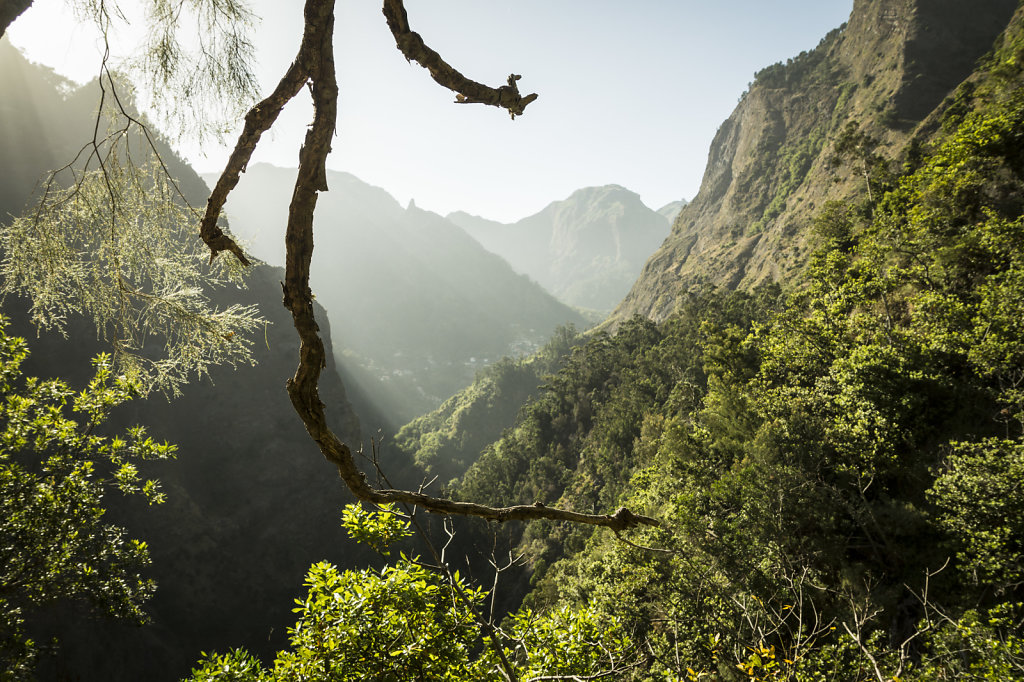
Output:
left=0, top=318, right=174, bottom=678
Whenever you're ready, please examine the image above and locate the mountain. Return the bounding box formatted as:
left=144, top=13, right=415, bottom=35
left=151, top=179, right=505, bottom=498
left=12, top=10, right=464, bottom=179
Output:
left=0, top=38, right=384, bottom=681
left=611, top=0, right=1020, bottom=324
left=392, top=326, right=579, bottom=487
left=441, top=5, right=1024, bottom=675
left=656, top=199, right=687, bottom=223
left=205, top=164, right=587, bottom=425
left=447, top=185, right=672, bottom=312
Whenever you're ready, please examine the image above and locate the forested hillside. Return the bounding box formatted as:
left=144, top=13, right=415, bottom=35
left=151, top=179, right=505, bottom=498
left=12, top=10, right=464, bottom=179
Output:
left=0, top=38, right=390, bottom=681
left=5, top=0, right=1024, bottom=679
left=612, top=0, right=1019, bottom=323
left=392, top=325, right=581, bottom=486
left=438, top=3, right=1024, bottom=677
left=360, top=0, right=1024, bottom=678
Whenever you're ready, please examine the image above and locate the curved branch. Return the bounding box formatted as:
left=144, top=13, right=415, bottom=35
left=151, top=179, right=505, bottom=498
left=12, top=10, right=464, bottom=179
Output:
left=279, top=4, right=652, bottom=531
left=199, top=32, right=312, bottom=264
left=206, top=0, right=653, bottom=533
left=381, top=0, right=538, bottom=119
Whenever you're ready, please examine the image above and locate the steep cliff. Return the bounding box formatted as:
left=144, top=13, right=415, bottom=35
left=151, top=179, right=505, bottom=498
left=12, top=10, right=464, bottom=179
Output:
left=612, top=0, right=1019, bottom=323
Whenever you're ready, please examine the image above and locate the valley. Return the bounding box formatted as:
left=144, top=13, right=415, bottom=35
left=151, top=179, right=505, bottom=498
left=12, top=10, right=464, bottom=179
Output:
left=2, top=0, right=1024, bottom=679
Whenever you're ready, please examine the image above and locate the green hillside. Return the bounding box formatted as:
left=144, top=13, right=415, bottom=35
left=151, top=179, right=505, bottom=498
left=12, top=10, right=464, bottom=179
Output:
left=5, top=0, right=1024, bottom=679
left=612, top=0, right=1019, bottom=323
left=445, top=5, right=1024, bottom=677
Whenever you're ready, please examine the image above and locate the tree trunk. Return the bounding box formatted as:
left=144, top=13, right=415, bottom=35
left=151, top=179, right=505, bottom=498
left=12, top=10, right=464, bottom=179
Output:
left=0, top=0, right=33, bottom=40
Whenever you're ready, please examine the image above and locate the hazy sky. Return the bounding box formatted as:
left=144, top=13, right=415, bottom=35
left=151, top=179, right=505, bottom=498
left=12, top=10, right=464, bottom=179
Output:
left=9, top=1, right=853, bottom=222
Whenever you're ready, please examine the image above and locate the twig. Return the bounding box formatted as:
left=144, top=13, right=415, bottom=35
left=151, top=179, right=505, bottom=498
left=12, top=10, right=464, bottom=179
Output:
left=381, top=0, right=538, bottom=119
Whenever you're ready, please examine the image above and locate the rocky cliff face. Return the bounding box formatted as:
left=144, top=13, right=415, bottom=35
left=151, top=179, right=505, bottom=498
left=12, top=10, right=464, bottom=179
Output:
left=612, top=0, right=1019, bottom=323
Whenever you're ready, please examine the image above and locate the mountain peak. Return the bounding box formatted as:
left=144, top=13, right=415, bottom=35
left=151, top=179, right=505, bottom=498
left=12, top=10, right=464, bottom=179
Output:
left=450, top=185, right=670, bottom=312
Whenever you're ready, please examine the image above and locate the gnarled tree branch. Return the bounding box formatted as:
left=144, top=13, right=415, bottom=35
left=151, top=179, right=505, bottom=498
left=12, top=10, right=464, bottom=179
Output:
left=198, top=57, right=312, bottom=264
left=207, top=0, right=655, bottom=533
left=382, top=0, right=538, bottom=118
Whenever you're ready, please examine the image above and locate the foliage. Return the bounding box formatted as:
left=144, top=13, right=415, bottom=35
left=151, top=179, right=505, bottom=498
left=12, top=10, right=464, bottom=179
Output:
left=187, top=504, right=635, bottom=682
left=393, top=325, right=580, bottom=486
left=0, top=152, right=264, bottom=395
left=909, top=604, right=1024, bottom=680
left=66, top=0, right=259, bottom=142
left=929, top=439, right=1024, bottom=590
left=749, top=127, right=826, bottom=234
left=136, top=0, right=258, bottom=140
left=0, top=318, right=174, bottom=678
left=340, top=503, right=413, bottom=556
left=189, top=558, right=484, bottom=682
left=8, top=4, right=1024, bottom=681
left=453, top=11, right=1024, bottom=679
left=457, top=287, right=780, bottom=575
left=489, top=605, right=636, bottom=680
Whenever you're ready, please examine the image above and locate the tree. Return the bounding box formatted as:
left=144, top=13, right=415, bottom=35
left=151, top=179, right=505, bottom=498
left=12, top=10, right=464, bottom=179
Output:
left=0, top=317, right=174, bottom=677
left=185, top=504, right=639, bottom=682
left=4, top=0, right=654, bottom=531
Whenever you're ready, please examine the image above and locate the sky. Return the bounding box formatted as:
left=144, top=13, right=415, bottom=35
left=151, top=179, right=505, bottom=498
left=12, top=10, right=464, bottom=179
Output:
left=8, top=0, right=854, bottom=223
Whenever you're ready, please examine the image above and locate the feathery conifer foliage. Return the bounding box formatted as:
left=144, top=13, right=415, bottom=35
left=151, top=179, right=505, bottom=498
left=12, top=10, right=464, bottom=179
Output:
left=0, top=151, right=263, bottom=394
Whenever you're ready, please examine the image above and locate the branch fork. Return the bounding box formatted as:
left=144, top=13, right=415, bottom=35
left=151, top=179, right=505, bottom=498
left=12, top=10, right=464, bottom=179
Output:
left=202, top=0, right=654, bottom=533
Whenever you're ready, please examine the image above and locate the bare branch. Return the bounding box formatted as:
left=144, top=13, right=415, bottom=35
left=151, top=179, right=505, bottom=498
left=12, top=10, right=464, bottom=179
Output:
left=381, top=0, right=538, bottom=119
left=841, top=621, right=888, bottom=682
left=194, top=0, right=657, bottom=532
left=198, top=57, right=308, bottom=265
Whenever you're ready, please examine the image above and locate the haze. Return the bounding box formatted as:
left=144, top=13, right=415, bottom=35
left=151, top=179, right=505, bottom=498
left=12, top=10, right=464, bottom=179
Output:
left=8, top=0, right=852, bottom=222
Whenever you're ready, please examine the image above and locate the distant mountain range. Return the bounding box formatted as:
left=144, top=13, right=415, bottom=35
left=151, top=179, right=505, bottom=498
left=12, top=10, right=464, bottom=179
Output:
left=204, top=164, right=589, bottom=425
left=610, top=0, right=1020, bottom=324
left=448, top=186, right=681, bottom=312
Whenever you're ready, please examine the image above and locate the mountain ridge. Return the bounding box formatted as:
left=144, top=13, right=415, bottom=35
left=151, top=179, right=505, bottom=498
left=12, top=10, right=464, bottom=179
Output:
left=206, top=163, right=588, bottom=425
left=0, top=40, right=375, bottom=681
left=610, top=0, right=1020, bottom=324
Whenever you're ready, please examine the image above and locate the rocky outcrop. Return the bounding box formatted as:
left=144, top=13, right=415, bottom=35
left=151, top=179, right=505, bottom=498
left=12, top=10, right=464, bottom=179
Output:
left=612, top=0, right=1018, bottom=323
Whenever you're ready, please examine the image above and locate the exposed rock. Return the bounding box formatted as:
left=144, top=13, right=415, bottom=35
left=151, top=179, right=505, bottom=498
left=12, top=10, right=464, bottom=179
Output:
left=611, top=0, right=1018, bottom=324
left=449, top=185, right=671, bottom=312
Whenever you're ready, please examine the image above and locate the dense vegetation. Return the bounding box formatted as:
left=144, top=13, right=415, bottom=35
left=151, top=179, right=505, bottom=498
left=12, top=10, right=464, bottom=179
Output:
left=393, top=325, right=580, bottom=486
left=5, top=3, right=1024, bottom=680
left=397, top=12, right=1024, bottom=679
left=0, top=322, right=173, bottom=677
